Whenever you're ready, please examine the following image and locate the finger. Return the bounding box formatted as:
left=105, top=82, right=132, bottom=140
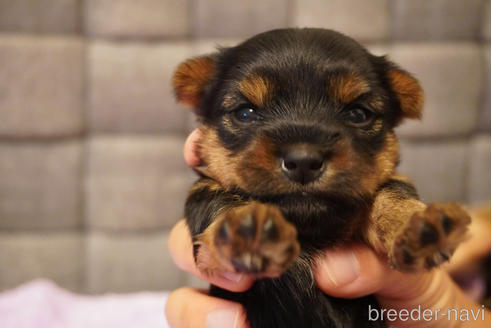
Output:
left=377, top=268, right=490, bottom=327
left=168, top=220, right=254, bottom=292
left=314, top=244, right=391, bottom=299
left=165, top=287, right=249, bottom=328
left=183, top=129, right=202, bottom=167
left=314, top=245, right=490, bottom=327
left=314, top=244, right=442, bottom=300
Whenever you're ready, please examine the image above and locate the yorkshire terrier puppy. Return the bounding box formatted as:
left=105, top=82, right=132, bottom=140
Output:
left=172, top=28, right=471, bottom=327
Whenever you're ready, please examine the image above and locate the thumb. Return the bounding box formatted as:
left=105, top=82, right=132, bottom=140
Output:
left=314, top=244, right=489, bottom=327
left=166, top=288, right=248, bottom=328
left=313, top=244, right=390, bottom=299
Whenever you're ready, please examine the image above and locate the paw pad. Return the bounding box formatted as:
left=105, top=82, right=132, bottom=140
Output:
left=420, top=222, right=439, bottom=246
left=214, top=202, right=300, bottom=276
left=391, top=203, right=470, bottom=272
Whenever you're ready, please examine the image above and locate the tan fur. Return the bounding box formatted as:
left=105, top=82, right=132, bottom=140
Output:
left=359, top=132, right=400, bottom=194
left=314, top=139, right=358, bottom=189
left=372, top=132, right=400, bottom=185
left=173, top=56, right=215, bottom=108
left=198, top=126, right=243, bottom=189
left=370, top=119, right=384, bottom=134
left=388, top=69, right=424, bottom=122
left=194, top=202, right=300, bottom=277
left=198, top=126, right=401, bottom=197
left=238, top=75, right=272, bottom=107
left=328, top=139, right=356, bottom=172
left=390, top=173, right=413, bottom=184
left=367, top=96, right=385, bottom=113
left=194, top=218, right=234, bottom=275
left=329, top=71, right=370, bottom=104
left=365, top=174, right=471, bottom=271
left=247, top=136, right=278, bottom=171
left=188, top=178, right=224, bottom=195
left=222, top=94, right=238, bottom=109
left=198, top=125, right=286, bottom=193
left=367, top=183, right=426, bottom=252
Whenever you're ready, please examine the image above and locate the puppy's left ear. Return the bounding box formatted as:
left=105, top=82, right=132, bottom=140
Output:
left=386, top=64, right=424, bottom=124
left=172, top=55, right=216, bottom=110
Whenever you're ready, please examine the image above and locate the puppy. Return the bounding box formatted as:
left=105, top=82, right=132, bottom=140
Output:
left=172, top=28, right=471, bottom=327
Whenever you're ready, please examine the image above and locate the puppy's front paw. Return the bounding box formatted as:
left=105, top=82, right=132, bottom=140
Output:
left=213, top=202, right=300, bottom=277
left=390, top=203, right=471, bottom=272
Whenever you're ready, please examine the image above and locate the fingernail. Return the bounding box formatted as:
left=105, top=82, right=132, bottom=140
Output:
left=322, top=249, right=360, bottom=286
left=221, top=272, right=243, bottom=283
left=206, top=308, right=239, bottom=328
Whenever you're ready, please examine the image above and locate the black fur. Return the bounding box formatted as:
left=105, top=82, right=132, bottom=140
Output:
left=184, top=178, right=245, bottom=236
left=377, top=179, right=420, bottom=200
left=210, top=259, right=384, bottom=328
left=186, top=180, right=384, bottom=327
left=182, top=28, right=415, bottom=327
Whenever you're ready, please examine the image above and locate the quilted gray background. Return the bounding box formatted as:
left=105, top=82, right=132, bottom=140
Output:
left=0, top=0, right=490, bottom=294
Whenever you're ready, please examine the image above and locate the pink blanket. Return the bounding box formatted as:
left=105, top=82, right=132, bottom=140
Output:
left=0, top=280, right=170, bottom=328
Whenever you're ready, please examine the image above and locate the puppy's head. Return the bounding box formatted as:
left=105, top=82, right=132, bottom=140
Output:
left=173, top=28, right=423, bottom=199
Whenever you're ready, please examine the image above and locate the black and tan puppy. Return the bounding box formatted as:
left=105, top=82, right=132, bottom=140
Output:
left=172, top=28, right=471, bottom=327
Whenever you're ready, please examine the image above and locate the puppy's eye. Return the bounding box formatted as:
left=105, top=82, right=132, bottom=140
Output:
left=233, top=107, right=260, bottom=123
left=344, top=107, right=373, bottom=126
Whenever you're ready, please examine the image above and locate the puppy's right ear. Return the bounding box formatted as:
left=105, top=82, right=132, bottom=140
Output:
left=385, top=63, right=424, bottom=124
left=172, top=55, right=216, bottom=110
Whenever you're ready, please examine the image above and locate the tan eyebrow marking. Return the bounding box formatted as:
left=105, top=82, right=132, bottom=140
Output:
left=329, top=71, right=370, bottom=104
left=238, top=75, right=272, bottom=107
left=222, top=94, right=238, bottom=109
left=368, top=96, right=384, bottom=113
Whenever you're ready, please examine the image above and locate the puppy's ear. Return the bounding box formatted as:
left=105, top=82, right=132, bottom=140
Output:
left=172, top=55, right=216, bottom=110
left=387, top=64, right=424, bottom=123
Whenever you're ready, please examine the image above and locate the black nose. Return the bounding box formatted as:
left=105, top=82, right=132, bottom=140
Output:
left=281, top=146, right=325, bottom=184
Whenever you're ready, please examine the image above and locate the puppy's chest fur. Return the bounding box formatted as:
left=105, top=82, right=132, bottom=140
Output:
left=245, top=190, right=370, bottom=248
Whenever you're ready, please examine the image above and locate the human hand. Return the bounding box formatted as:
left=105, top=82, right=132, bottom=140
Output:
left=165, top=129, right=490, bottom=328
